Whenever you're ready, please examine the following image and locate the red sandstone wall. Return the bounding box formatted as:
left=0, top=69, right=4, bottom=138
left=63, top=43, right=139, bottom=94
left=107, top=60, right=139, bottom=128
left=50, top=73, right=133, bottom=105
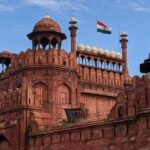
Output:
left=80, top=94, right=116, bottom=121
left=29, top=118, right=143, bottom=150
left=29, top=76, right=150, bottom=150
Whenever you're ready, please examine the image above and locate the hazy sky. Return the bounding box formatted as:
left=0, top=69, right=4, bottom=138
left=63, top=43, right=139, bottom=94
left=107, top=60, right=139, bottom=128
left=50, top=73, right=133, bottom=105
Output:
left=0, top=0, right=150, bottom=76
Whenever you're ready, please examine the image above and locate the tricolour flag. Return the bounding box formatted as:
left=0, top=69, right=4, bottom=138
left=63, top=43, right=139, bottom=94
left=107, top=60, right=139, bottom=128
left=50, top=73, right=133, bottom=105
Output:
left=96, top=21, right=112, bottom=34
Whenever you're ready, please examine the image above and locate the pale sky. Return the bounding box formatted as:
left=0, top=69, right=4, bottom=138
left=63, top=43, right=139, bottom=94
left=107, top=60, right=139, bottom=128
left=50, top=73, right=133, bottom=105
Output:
left=0, top=0, right=150, bottom=76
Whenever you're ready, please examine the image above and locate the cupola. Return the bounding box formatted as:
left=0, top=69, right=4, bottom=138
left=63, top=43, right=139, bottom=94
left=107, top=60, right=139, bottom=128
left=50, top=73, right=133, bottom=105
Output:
left=27, top=15, right=67, bottom=50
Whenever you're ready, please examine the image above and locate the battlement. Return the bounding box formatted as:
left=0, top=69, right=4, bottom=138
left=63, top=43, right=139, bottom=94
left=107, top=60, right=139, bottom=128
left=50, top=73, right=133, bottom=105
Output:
left=11, top=48, right=75, bottom=69
left=0, top=48, right=77, bottom=78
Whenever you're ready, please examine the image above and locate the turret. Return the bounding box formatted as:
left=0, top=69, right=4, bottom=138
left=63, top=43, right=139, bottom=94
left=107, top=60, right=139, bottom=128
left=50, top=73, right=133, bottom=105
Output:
left=140, top=53, right=150, bottom=78
left=69, top=18, right=78, bottom=53
left=0, top=50, right=11, bottom=73
left=120, top=32, right=128, bottom=79
left=27, top=15, right=66, bottom=51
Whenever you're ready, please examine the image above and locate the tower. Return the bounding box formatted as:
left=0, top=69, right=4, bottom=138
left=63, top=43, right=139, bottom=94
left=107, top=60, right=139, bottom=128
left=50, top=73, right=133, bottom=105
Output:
left=140, top=53, right=150, bottom=78
left=120, top=32, right=129, bottom=80
left=69, top=18, right=78, bottom=54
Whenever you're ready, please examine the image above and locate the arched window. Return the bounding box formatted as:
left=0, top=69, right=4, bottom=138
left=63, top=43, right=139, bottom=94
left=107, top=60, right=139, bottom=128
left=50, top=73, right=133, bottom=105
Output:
left=33, top=39, right=38, bottom=50
left=51, top=38, right=58, bottom=49
left=94, top=58, right=97, bottom=67
left=101, top=60, right=104, bottom=69
left=30, top=120, right=39, bottom=132
left=40, top=37, right=49, bottom=50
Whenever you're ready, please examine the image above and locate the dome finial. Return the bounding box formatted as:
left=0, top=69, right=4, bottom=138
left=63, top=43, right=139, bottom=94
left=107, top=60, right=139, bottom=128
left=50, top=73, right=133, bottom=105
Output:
left=69, top=17, right=77, bottom=26
left=44, top=13, right=51, bottom=19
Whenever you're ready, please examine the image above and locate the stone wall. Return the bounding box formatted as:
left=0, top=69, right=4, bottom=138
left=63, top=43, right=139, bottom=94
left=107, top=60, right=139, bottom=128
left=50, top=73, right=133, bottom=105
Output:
left=29, top=76, right=150, bottom=150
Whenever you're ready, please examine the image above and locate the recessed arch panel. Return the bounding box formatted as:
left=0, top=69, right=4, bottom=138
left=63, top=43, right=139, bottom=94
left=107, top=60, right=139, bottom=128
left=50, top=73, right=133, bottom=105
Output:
left=33, top=82, right=49, bottom=112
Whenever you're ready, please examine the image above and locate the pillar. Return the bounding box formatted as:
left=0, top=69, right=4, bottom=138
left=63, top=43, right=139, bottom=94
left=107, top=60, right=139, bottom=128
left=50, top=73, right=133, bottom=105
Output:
left=68, top=18, right=78, bottom=54
left=120, top=32, right=128, bottom=79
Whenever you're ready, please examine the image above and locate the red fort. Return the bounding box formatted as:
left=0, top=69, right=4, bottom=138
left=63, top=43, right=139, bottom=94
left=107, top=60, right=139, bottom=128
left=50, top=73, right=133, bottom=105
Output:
left=0, top=16, right=150, bottom=150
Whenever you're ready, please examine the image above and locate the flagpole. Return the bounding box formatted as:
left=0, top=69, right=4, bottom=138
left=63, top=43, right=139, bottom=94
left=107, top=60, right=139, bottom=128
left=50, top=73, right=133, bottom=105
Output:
left=96, top=20, right=100, bottom=48
left=118, top=24, right=120, bottom=52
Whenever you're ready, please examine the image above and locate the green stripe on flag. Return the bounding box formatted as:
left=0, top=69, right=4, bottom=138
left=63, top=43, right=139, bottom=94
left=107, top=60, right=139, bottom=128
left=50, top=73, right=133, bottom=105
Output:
left=97, top=28, right=111, bottom=34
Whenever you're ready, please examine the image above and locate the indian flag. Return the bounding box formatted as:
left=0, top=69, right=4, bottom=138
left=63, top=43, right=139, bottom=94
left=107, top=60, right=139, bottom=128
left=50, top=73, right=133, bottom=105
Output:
left=97, top=21, right=112, bottom=34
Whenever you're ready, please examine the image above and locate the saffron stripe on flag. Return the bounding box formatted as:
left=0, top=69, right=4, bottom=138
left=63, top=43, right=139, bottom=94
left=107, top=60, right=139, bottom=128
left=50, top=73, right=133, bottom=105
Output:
left=96, top=20, right=112, bottom=34
left=97, top=21, right=108, bottom=28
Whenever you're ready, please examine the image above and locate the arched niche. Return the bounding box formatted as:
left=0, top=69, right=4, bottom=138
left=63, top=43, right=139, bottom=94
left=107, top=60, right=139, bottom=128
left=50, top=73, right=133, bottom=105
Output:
left=117, top=106, right=124, bottom=118
left=30, top=120, right=39, bottom=132
left=0, top=135, right=12, bottom=150
left=84, top=67, right=90, bottom=81
left=12, top=89, right=18, bottom=106
left=57, top=83, right=71, bottom=121
left=1, top=92, right=6, bottom=108
left=33, top=82, right=49, bottom=112
left=57, top=83, right=71, bottom=105
left=90, top=68, right=96, bottom=82
left=103, top=70, right=109, bottom=84
left=6, top=91, right=12, bottom=108
left=109, top=72, right=115, bottom=84
left=115, top=73, right=121, bottom=85
left=97, top=69, right=102, bottom=83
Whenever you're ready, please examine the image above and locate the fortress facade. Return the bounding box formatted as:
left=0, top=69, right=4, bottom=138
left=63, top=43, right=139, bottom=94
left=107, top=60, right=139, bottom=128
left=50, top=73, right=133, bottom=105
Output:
left=0, top=16, right=149, bottom=150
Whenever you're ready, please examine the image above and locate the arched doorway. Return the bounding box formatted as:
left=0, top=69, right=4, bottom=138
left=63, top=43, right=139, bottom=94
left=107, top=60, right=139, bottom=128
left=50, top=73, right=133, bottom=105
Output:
left=0, top=135, right=12, bottom=150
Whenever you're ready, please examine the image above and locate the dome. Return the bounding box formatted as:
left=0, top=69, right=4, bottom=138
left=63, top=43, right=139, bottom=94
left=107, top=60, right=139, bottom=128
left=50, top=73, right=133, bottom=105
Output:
left=0, top=50, right=11, bottom=57
left=104, top=49, right=110, bottom=56
left=116, top=52, right=122, bottom=58
left=110, top=50, right=115, bottom=57
left=91, top=47, right=97, bottom=53
left=0, top=50, right=11, bottom=66
left=33, top=16, right=61, bottom=33
left=77, top=44, right=85, bottom=51
left=97, top=48, right=104, bottom=54
left=85, top=45, right=91, bottom=52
